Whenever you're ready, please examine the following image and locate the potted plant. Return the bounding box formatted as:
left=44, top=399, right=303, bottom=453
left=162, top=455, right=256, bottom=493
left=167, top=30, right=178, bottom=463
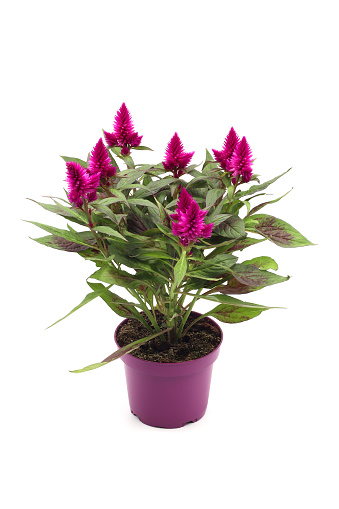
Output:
left=28, top=103, right=313, bottom=428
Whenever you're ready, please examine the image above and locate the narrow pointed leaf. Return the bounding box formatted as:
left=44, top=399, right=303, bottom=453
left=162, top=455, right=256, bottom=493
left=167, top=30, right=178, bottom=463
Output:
left=247, top=189, right=293, bottom=216
left=46, top=283, right=112, bottom=329
left=235, top=168, right=291, bottom=198
left=70, top=327, right=172, bottom=373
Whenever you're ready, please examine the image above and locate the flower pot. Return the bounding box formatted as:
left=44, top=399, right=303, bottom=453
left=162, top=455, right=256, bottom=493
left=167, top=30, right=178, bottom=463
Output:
left=114, top=313, right=223, bottom=429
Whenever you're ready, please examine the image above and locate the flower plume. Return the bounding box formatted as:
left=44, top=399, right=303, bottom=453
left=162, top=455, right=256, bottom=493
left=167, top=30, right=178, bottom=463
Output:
left=163, top=133, right=194, bottom=178
left=229, top=136, right=253, bottom=183
left=170, top=188, right=213, bottom=246
left=66, top=162, right=100, bottom=208
left=88, top=138, right=117, bottom=180
left=103, top=103, right=142, bottom=155
left=212, top=127, right=240, bottom=171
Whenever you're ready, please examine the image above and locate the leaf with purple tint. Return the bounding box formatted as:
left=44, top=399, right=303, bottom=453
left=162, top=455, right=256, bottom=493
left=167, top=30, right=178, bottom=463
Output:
left=27, top=221, right=96, bottom=249
left=249, top=214, right=314, bottom=248
left=31, top=234, right=95, bottom=252
left=207, top=295, right=278, bottom=323
left=225, top=237, right=266, bottom=252
left=215, top=264, right=289, bottom=294
left=70, top=327, right=173, bottom=373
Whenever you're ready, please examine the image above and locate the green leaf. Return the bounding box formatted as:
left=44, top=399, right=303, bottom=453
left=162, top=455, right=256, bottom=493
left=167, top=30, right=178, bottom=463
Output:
left=214, top=215, right=246, bottom=238
left=174, top=250, right=187, bottom=286
left=70, top=327, right=173, bottom=373
left=202, top=149, right=218, bottom=173
left=28, top=199, right=87, bottom=223
left=94, top=226, right=127, bottom=241
left=109, top=189, right=129, bottom=205
left=109, top=147, right=134, bottom=168
left=247, top=189, right=293, bottom=216
left=27, top=221, right=95, bottom=249
left=132, top=145, right=153, bottom=151
left=128, top=198, right=158, bottom=209
left=134, top=177, right=183, bottom=198
left=87, top=282, right=140, bottom=319
left=207, top=296, right=278, bottom=323
left=249, top=214, right=314, bottom=248
left=117, top=170, right=147, bottom=190
left=89, top=265, right=136, bottom=288
left=206, top=188, right=225, bottom=209
left=243, top=256, right=279, bottom=270
left=46, top=283, right=112, bottom=328
left=60, top=156, right=87, bottom=167
left=235, top=168, right=291, bottom=198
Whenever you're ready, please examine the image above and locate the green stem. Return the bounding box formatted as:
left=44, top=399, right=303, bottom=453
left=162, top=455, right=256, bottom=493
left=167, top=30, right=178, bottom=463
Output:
left=83, top=201, right=108, bottom=257
left=177, top=288, right=203, bottom=337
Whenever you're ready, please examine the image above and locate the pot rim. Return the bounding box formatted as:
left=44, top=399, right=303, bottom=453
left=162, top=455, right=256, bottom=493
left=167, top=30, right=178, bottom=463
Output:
left=114, top=311, right=223, bottom=367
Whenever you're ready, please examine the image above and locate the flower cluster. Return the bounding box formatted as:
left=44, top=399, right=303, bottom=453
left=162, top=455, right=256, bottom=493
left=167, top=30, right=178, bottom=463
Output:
left=170, top=188, right=213, bottom=246
left=66, top=138, right=116, bottom=207
left=213, top=127, right=253, bottom=183
left=103, top=103, right=143, bottom=156
left=66, top=162, right=100, bottom=208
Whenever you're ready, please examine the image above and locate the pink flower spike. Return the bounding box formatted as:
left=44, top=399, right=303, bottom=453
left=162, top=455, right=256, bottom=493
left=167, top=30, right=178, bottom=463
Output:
left=229, top=136, right=253, bottom=183
left=88, top=138, right=117, bottom=179
left=212, top=127, right=240, bottom=171
left=66, top=162, right=99, bottom=208
left=105, top=103, right=143, bottom=152
left=171, top=188, right=213, bottom=246
left=163, top=133, right=194, bottom=178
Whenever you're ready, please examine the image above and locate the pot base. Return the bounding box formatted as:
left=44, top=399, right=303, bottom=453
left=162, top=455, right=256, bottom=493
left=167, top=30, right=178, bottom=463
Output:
left=130, top=408, right=206, bottom=429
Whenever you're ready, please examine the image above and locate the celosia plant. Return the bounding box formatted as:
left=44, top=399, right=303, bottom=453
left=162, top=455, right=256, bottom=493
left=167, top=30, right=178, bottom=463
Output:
left=28, top=104, right=313, bottom=372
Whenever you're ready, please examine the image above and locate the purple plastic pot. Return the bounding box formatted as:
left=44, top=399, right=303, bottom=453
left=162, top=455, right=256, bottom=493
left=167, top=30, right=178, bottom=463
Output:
left=114, top=313, right=223, bottom=429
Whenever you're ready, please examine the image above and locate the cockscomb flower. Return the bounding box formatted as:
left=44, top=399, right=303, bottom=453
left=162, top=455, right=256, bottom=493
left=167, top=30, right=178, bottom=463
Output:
left=88, top=138, right=117, bottom=181
left=66, top=162, right=100, bottom=208
left=212, top=127, right=240, bottom=171
left=163, top=133, right=195, bottom=178
left=170, top=188, right=213, bottom=246
left=229, top=136, right=253, bottom=183
left=103, top=102, right=143, bottom=156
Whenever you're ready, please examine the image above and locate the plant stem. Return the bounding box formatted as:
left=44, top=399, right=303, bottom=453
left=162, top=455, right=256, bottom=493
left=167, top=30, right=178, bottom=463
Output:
left=177, top=288, right=203, bottom=337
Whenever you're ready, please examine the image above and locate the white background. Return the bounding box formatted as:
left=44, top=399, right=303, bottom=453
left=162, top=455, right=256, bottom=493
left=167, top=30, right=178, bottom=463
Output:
left=1, top=1, right=338, bottom=508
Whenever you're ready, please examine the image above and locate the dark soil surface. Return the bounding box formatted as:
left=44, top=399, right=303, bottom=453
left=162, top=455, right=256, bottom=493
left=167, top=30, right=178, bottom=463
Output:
left=116, top=311, right=222, bottom=363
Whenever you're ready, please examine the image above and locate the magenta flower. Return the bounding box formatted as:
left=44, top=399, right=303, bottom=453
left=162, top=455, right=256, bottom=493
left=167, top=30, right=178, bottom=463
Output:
left=88, top=138, right=117, bottom=181
left=163, top=133, right=195, bottom=178
left=229, top=136, right=253, bottom=183
left=66, top=162, right=100, bottom=208
left=212, top=127, right=240, bottom=171
left=103, top=103, right=143, bottom=156
left=170, top=188, right=213, bottom=246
